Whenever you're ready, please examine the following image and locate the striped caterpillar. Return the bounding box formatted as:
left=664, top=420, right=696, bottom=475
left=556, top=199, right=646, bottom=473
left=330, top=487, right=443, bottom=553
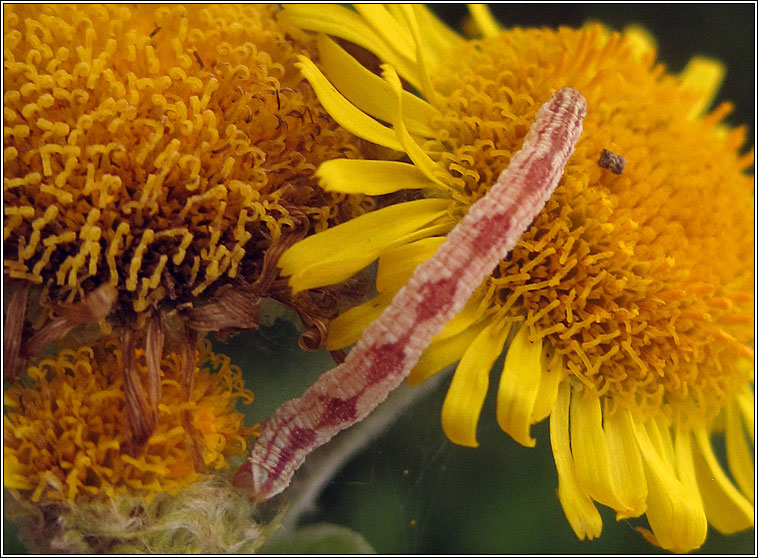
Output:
left=238, top=87, right=587, bottom=502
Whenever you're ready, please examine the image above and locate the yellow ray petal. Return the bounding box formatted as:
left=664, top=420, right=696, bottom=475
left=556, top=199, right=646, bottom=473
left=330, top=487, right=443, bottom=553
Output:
left=468, top=4, right=502, bottom=38
left=736, top=389, right=754, bottom=442
left=665, top=423, right=706, bottom=545
left=495, top=325, right=543, bottom=447
left=280, top=4, right=393, bottom=58
left=397, top=5, right=436, bottom=103
left=325, top=290, right=395, bottom=351
left=432, top=289, right=489, bottom=342
left=680, top=56, right=726, bottom=120
left=441, top=320, right=511, bottom=447
left=530, top=349, right=564, bottom=423
left=316, top=159, right=438, bottom=196
left=569, top=388, right=627, bottom=512
left=279, top=198, right=451, bottom=292
left=725, top=402, right=755, bottom=503
left=389, top=220, right=457, bottom=254
left=407, top=4, right=463, bottom=62
left=295, top=55, right=403, bottom=151
left=692, top=427, right=754, bottom=534
left=280, top=4, right=422, bottom=90
left=376, top=236, right=445, bottom=293
left=550, top=381, right=603, bottom=540
left=604, top=406, right=647, bottom=519
left=354, top=5, right=416, bottom=62
left=408, top=318, right=489, bottom=387
left=673, top=423, right=701, bottom=501
left=407, top=293, right=492, bottom=385
left=317, top=35, right=438, bottom=138
left=646, top=414, right=677, bottom=469
left=633, top=418, right=707, bottom=553
left=381, top=65, right=451, bottom=189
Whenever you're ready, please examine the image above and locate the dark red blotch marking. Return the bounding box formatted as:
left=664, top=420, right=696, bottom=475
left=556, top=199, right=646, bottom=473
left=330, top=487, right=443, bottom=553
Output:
left=313, top=339, right=408, bottom=426
left=413, top=275, right=459, bottom=322
left=264, top=426, right=318, bottom=490
left=364, top=338, right=408, bottom=385
left=317, top=394, right=359, bottom=427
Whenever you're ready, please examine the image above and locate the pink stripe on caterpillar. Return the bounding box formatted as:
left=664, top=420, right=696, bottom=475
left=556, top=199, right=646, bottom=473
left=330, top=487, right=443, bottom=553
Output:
left=241, top=87, right=587, bottom=502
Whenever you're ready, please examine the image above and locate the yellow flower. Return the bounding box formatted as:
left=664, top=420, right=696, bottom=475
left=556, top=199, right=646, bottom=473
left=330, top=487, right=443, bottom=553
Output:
left=3, top=3, right=373, bottom=374
left=3, top=335, right=256, bottom=504
left=274, top=5, right=754, bottom=552
left=3, top=3, right=375, bottom=446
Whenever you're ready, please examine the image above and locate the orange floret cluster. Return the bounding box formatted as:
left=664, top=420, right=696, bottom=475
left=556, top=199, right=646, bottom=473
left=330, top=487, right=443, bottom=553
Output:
left=4, top=336, right=257, bottom=503
left=428, top=25, right=754, bottom=416
left=3, top=4, right=372, bottom=319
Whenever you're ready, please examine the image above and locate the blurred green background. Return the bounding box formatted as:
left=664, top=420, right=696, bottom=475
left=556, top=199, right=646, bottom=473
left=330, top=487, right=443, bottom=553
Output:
left=4, top=3, right=754, bottom=555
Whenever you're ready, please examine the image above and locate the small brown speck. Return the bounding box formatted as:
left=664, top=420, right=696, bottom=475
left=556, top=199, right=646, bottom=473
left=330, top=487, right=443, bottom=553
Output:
left=149, top=25, right=161, bottom=38
left=598, top=149, right=625, bottom=174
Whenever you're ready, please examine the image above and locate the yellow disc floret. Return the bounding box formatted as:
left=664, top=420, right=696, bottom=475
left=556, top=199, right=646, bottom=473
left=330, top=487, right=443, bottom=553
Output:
left=3, top=336, right=256, bottom=503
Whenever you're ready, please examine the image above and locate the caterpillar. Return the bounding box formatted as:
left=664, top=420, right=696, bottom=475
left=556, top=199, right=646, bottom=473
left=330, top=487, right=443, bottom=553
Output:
left=239, top=87, right=587, bottom=502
